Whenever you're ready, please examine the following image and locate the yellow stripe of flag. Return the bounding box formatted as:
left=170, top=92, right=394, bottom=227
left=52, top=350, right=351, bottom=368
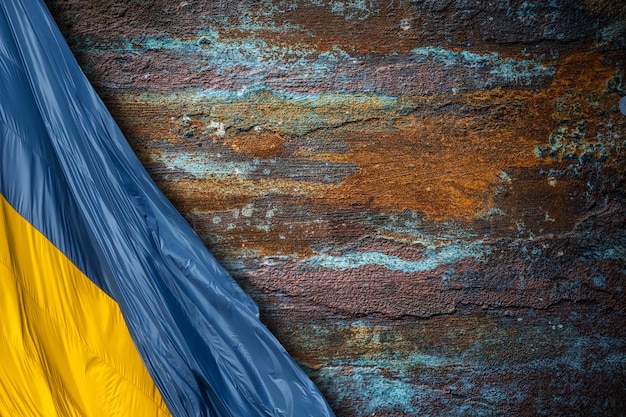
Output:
left=0, top=194, right=171, bottom=416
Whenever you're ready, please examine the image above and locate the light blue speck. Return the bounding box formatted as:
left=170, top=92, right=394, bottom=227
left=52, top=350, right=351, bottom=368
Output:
left=593, top=276, right=606, bottom=287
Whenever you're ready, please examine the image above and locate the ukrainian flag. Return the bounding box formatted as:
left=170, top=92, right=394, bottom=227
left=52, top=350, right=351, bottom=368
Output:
left=0, top=1, right=334, bottom=416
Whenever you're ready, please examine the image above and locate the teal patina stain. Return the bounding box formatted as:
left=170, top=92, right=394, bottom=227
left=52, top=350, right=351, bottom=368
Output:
left=155, top=148, right=357, bottom=184
left=411, top=46, right=556, bottom=86
left=254, top=0, right=382, bottom=20
left=155, top=150, right=258, bottom=179
left=318, top=366, right=421, bottom=416
left=371, top=210, right=481, bottom=241
left=477, top=207, right=506, bottom=220
left=307, top=241, right=488, bottom=273
left=515, top=1, right=537, bottom=22
left=328, top=0, right=380, bottom=20
left=75, top=33, right=350, bottom=73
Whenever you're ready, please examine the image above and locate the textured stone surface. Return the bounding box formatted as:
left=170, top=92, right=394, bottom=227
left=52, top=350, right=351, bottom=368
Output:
left=46, top=1, right=626, bottom=415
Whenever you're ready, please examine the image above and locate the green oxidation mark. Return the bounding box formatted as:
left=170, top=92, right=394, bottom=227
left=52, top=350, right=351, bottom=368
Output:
left=534, top=119, right=591, bottom=160
left=306, top=241, right=488, bottom=272
left=533, top=121, right=625, bottom=162
left=411, top=46, right=555, bottom=85
left=535, top=82, right=626, bottom=163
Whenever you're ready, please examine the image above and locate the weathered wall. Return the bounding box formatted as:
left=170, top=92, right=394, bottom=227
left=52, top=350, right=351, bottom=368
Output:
left=45, top=1, right=625, bottom=415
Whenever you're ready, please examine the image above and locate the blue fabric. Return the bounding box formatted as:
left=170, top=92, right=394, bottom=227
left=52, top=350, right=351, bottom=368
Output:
left=0, top=1, right=335, bottom=415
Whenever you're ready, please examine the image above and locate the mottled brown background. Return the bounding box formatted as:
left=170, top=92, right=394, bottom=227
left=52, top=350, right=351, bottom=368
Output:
left=46, top=1, right=625, bottom=415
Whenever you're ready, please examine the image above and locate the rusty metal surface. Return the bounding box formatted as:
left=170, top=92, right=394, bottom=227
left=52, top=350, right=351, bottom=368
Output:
left=45, top=1, right=626, bottom=415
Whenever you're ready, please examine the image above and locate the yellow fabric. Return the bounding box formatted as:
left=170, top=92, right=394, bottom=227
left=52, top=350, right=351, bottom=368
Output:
left=0, top=195, right=172, bottom=416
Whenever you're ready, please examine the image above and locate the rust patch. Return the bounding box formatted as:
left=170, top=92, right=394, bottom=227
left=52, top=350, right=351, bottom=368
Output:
left=224, top=132, right=288, bottom=158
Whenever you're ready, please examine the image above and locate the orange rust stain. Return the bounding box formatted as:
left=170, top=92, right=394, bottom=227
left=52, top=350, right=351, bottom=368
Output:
left=157, top=177, right=328, bottom=212
left=260, top=2, right=418, bottom=55
left=102, top=93, right=181, bottom=143
left=200, top=222, right=328, bottom=258
left=549, top=52, right=617, bottom=93
left=158, top=178, right=259, bottom=212
left=316, top=91, right=551, bottom=220
left=224, top=132, right=288, bottom=158
left=106, top=52, right=621, bottom=225
left=274, top=316, right=498, bottom=370
left=314, top=53, right=620, bottom=220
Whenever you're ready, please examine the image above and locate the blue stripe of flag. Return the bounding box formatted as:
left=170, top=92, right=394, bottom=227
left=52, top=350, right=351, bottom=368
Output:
left=0, top=1, right=335, bottom=415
